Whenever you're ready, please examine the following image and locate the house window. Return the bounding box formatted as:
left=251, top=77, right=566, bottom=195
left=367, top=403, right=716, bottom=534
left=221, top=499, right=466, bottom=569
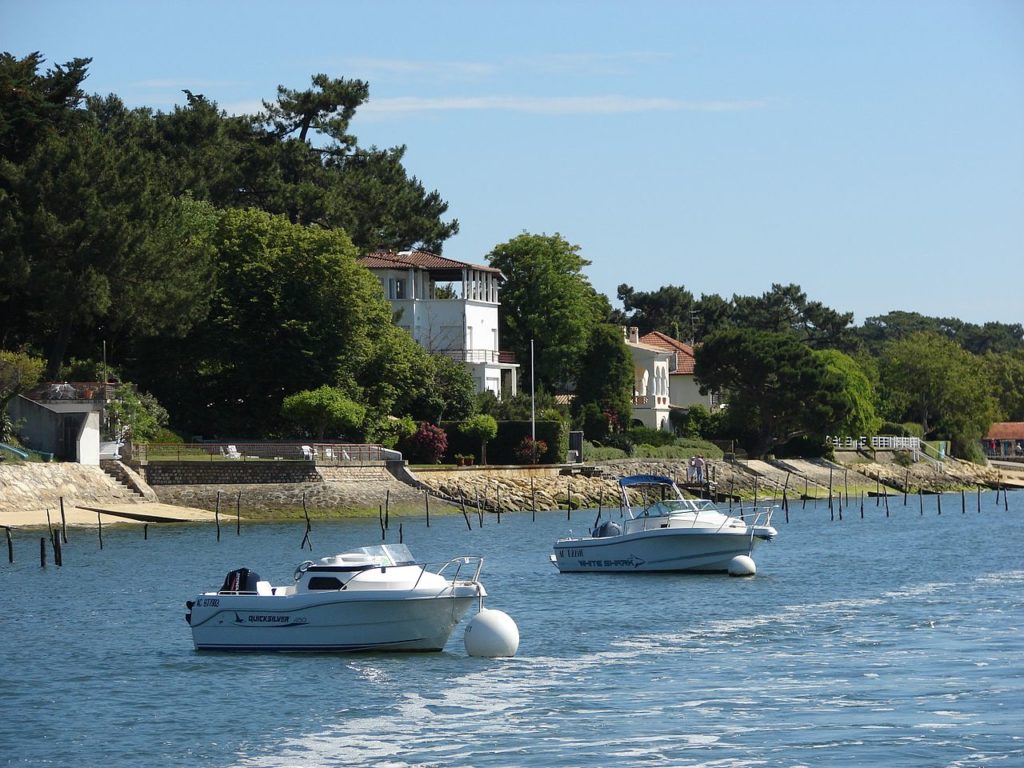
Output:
left=392, top=278, right=406, bottom=299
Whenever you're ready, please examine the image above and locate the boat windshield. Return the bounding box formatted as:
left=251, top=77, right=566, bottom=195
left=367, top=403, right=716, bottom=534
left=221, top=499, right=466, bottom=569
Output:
left=328, top=544, right=417, bottom=567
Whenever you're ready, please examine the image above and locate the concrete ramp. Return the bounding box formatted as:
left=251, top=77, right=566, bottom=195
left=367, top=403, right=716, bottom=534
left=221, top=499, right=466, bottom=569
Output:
left=3, top=502, right=217, bottom=528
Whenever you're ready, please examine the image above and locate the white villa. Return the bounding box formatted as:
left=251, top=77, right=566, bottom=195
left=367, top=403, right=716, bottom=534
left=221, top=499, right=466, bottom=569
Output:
left=638, top=330, right=720, bottom=412
left=358, top=250, right=519, bottom=399
left=622, top=327, right=672, bottom=431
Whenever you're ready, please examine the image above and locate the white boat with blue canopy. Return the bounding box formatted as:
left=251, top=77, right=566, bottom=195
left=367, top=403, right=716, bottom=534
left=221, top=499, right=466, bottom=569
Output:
left=550, top=474, right=777, bottom=573
left=186, top=544, right=486, bottom=652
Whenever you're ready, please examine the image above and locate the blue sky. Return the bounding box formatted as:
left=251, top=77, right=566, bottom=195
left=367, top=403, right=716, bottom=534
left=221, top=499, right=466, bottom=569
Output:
left=4, top=0, right=1022, bottom=325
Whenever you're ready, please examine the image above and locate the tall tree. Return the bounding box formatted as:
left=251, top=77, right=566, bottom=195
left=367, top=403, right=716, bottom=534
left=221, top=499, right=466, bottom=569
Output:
left=879, top=332, right=998, bottom=455
left=695, top=328, right=850, bottom=457
left=731, top=283, right=853, bottom=349
left=133, top=207, right=392, bottom=437
left=571, top=324, right=633, bottom=431
left=487, top=233, right=607, bottom=392
left=982, top=350, right=1024, bottom=421
left=617, top=284, right=695, bottom=339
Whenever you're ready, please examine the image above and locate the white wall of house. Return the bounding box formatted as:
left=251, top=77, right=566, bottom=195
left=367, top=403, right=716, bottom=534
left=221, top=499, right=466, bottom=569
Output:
left=625, top=339, right=672, bottom=431
left=669, top=375, right=715, bottom=410
left=367, top=264, right=516, bottom=398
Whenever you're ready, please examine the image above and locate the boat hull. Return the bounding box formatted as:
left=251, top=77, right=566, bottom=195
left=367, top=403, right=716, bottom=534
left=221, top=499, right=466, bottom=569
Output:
left=188, top=589, right=479, bottom=652
left=552, top=528, right=767, bottom=573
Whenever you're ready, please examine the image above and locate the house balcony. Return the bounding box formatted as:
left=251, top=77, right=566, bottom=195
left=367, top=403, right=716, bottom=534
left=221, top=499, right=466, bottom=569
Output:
left=439, top=349, right=517, bottom=365
left=632, top=394, right=670, bottom=408
left=26, top=381, right=120, bottom=404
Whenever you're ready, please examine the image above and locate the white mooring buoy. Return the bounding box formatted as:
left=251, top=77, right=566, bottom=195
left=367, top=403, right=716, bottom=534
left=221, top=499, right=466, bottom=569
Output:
left=728, top=555, right=757, bottom=577
left=465, top=608, right=520, bottom=657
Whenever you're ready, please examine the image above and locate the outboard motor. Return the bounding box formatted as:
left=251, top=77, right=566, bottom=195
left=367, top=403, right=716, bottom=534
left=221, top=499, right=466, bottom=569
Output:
left=594, top=521, right=622, bottom=538
left=219, top=567, right=261, bottom=593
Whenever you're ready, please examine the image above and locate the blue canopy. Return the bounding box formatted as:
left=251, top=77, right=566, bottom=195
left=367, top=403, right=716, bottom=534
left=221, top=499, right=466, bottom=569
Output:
left=618, top=474, right=676, bottom=488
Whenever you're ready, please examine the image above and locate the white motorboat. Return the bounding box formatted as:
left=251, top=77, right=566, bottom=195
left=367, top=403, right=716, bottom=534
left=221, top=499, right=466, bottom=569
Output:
left=186, top=544, right=486, bottom=652
left=550, top=474, right=777, bottom=573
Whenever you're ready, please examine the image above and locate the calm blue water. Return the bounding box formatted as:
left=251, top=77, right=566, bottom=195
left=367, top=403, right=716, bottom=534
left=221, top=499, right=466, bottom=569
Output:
left=2, top=492, right=1022, bottom=768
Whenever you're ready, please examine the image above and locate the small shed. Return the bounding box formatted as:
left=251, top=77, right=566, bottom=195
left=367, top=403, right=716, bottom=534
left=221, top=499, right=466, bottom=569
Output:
left=983, top=422, right=1024, bottom=458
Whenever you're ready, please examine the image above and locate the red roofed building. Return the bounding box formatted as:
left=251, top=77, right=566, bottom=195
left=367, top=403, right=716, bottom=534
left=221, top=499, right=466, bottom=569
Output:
left=358, top=250, right=518, bottom=399
left=639, top=330, right=720, bottom=412
left=983, top=422, right=1024, bottom=458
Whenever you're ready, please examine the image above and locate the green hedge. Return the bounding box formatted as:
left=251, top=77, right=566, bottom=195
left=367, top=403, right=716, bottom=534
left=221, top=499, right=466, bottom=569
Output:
left=441, top=419, right=566, bottom=464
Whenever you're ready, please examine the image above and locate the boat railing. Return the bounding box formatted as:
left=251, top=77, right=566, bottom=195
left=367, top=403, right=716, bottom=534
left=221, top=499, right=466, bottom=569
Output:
left=731, top=505, right=775, bottom=528
left=436, top=555, right=484, bottom=587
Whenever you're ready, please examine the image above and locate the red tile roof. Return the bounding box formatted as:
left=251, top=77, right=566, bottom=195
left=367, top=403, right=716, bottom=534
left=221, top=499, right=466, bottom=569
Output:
left=986, top=422, right=1024, bottom=439
left=359, top=249, right=501, bottom=275
left=639, top=331, right=696, bottom=375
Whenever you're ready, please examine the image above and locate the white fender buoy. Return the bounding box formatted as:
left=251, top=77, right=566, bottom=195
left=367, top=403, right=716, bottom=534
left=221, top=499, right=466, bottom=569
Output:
left=728, top=555, right=756, bottom=577
left=465, top=609, right=519, bottom=657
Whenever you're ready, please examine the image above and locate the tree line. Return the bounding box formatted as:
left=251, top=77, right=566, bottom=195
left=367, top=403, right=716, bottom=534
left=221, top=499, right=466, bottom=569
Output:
left=2, top=52, right=1021, bottom=461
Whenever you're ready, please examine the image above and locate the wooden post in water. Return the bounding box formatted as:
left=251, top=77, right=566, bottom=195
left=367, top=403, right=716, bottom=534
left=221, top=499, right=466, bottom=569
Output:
left=753, top=477, right=759, bottom=509
left=460, top=491, right=472, bottom=531
left=40, top=536, right=46, bottom=567
left=860, top=490, right=864, bottom=519
left=144, top=523, right=148, bottom=540
left=52, top=526, right=62, bottom=566
left=5, top=526, right=12, bottom=563
left=531, top=477, right=537, bottom=522
left=875, top=474, right=880, bottom=506
left=802, top=477, right=808, bottom=509
left=59, top=496, right=68, bottom=543
left=496, top=484, right=501, bottom=524
left=566, top=479, right=572, bottom=520
left=45, top=507, right=52, bottom=533
left=97, top=511, right=104, bottom=549
left=236, top=492, right=241, bottom=536
left=884, top=491, right=890, bottom=517
left=961, top=489, right=965, bottom=514
left=378, top=505, right=385, bottom=541
left=215, top=491, right=221, bottom=542
left=904, top=470, right=910, bottom=505
left=399, top=523, right=403, bottom=544
left=301, top=493, right=313, bottom=550
left=977, top=485, right=981, bottom=513
left=424, top=489, right=430, bottom=527
left=936, top=492, right=942, bottom=515
left=918, top=489, right=924, bottom=515
left=843, top=468, right=849, bottom=505
left=385, top=490, right=390, bottom=530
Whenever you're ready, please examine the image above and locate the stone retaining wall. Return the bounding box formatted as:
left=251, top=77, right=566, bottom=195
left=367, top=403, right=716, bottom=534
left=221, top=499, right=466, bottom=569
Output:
left=153, top=465, right=430, bottom=514
left=143, top=461, right=321, bottom=485
left=0, top=464, right=141, bottom=518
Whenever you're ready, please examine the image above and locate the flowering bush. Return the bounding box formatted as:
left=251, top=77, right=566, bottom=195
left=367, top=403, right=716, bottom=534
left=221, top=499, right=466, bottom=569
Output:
left=402, top=422, right=448, bottom=464
left=513, top=436, right=548, bottom=465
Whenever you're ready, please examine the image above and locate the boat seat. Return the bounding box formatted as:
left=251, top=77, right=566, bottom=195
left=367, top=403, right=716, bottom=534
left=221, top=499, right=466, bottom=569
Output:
left=256, top=580, right=273, bottom=595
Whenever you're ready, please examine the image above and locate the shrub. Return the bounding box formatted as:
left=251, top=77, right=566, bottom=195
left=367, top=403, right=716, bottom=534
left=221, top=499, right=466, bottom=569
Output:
left=513, top=437, right=548, bottom=464
left=401, top=422, right=448, bottom=464
left=627, top=426, right=676, bottom=447
left=601, top=432, right=634, bottom=456
left=586, top=444, right=628, bottom=461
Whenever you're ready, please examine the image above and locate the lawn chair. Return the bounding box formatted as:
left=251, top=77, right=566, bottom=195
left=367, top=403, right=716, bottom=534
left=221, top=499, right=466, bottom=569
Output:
left=323, top=447, right=335, bottom=462
left=301, top=445, right=314, bottom=461
left=225, top=445, right=242, bottom=460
